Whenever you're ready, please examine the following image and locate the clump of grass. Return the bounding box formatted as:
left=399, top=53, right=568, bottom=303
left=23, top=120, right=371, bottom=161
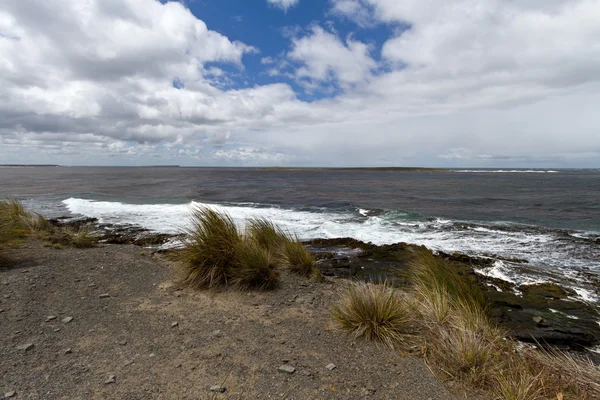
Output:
left=247, top=217, right=322, bottom=280
left=279, top=237, right=318, bottom=277
left=230, top=241, right=280, bottom=291
left=64, top=224, right=99, bottom=248
left=525, top=347, right=600, bottom=399
left=180, top=207, right=243, bottom=289
left=331, top=281, right=414, bottom=349
left=410, top=250, right=487, bottom=313
left=427, top=318, right=505, bottom=387
left=493, top=365, right=543, bottom=400
left=246, top=217, right=287, bottom=254
left=179, top=207, right=284, bottom=291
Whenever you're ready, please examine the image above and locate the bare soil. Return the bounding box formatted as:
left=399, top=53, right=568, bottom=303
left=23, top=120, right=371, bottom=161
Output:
left=1, top=241, right=458, bottom=399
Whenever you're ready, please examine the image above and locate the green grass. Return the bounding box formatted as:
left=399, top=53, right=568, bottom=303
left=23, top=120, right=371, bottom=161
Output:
left=331, top=281, right=414, bottom=349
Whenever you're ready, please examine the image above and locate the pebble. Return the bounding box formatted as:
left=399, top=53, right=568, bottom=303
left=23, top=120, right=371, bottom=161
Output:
left=64, top=348, right=72, bottom=354
left=0, top=308, right=4, bottom=313
left=171, top=321, right=179, bottom=328
left=45, top=315, right=57, bottom=322
left=119, top=340, right=127, bottom=346
left=212, top=330, right=222, bottom=337
left=210, top=385, right=226, bottom=393
left=4, top=391, right=16, bottom=398
left=325, top=363, right=337, bottom=371
left=62, top=316, right=74, bottom=324
left=53, top=328, right=61, bottom=332
left=98, top=293, right=110, bottom=299
left=17, top=343, right=34, bottom=351
left=278, top=365, right=296, bottom=374
left=104, top=375, right=116, bottom=384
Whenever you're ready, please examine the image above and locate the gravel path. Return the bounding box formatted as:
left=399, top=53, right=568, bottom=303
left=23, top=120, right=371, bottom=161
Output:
left=1, top=241, right=457, bottom=399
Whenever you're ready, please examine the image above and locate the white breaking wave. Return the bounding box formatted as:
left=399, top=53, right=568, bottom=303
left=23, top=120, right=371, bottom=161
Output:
left=62, top=197, right=600, bottom=271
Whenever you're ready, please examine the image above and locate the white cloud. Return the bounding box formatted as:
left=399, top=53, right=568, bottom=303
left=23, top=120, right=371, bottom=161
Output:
left=267, top=0, right=300, bottom=12
left=0, top=0, right=599, bottom=167
left=288, top=26, right=376, bottom=86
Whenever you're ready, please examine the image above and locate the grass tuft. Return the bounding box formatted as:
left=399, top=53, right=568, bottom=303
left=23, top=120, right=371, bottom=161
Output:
left=246, top=217, right=288, bottom=254
left=64, top=224, right=99, bottom=248
left=279, top=237, right=318, bottom=277
left=331, top=281, right=414, bottom=349
left=230, top=241, right=280, bottom=291
left=493, top=365, right=543, bottom=400
left=180, top=207, right=243, bottom=289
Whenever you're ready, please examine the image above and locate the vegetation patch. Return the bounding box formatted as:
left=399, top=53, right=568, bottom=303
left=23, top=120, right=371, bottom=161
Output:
left=331, top=281, right=414, bottom=349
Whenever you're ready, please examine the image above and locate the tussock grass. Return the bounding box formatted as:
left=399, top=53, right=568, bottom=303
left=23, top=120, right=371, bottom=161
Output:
left=246, top=217, right=287, bottom=254
left=331, top=281, right=414, bottom=349
left=180, top=207, right=243, bottom=289
left=247, top=216, right=322, bottom=280
left=279, top=237, right=318, bottom=277
left=410, top=250, right=487, bottom=313
left=64, top=224, right=98, bottom=248
left=230, top=241, right=279, bottom=291
left=525, top=347, right=600, bottom=399
left=493, top=365, right=543, bottom=400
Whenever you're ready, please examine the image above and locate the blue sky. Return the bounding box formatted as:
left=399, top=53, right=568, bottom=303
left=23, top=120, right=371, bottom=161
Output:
left=185, top=0, right=397, bottom=101
left=1, top=0, right=599, bottom=167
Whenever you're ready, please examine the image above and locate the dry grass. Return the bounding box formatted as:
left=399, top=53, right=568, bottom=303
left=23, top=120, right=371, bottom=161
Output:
left=180, top=207, right=243, bottom=289
left=331, top=281, right=414, bottom=349
left=493, top=365, right=544, bottom=400
left=64, top=224, right=99, bottom=248
left=179, top=207, right=286, bottom=291
left=246, top=217, right=287, bottom=254
left=230, top=240, right=280, bottom=291
left=279, top=237, right=318, bottom=277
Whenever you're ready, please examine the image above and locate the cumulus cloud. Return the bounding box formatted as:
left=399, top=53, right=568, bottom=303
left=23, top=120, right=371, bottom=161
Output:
left=267, top=0, right=300, bottom=12
left=1, top=0, right=599, bottom=167
left=288, top=26, right=376, bottom=87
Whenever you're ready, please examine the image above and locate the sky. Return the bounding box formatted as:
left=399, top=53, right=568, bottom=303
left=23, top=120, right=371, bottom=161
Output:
left=0, top=0, right=599, bottom=167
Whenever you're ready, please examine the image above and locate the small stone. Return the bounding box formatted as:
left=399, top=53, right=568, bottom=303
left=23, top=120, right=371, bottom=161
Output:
left=45, top=315, right=57, bottom=322
left=149, top=353, right=156, bottom=358
left=53, top=328, right=61, bottom=332
left=0, top=308, right=4, bottom=313
left=212, top=330, right=222, bottom=337
left=104, top=375, right=116, bottom=384
left=88, top=283, right=96, bottom=287
left=210, top=385, right=226, bottom=393
left=119, top=340, right=127, bottom=346
left=20, top=269, right=29, bottom=273
left=533, top=316, right=544, bottom=324
left=62, top=316, right=74, bottom=324
left=64, top=348, right=72, bottom=354
left=98, top=293, right=110, bottom=299
left=171, top=321, right=179, bottom=328
left=124, top=360, right=135, bottom=366
left=325, top=363, right=337, bottom=371
left=278, top=364, right=296, bottom=374
left=5, top=391, right=16, bottom=398
left=17, top=343, right=34, bottom=351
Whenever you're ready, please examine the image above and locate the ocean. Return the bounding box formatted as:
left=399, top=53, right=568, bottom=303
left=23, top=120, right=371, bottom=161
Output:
left=1, top=166, right=599, bottom=301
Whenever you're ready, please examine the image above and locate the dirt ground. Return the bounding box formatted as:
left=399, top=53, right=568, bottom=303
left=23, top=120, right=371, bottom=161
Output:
left=1, top=241, right=458, bottom=399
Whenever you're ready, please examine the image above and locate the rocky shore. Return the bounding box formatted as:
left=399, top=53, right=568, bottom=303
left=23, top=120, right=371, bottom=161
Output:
left=46, top=218, right=600, bottom=351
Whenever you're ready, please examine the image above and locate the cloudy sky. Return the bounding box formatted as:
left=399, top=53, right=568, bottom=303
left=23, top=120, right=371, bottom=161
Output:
left=1, top=0, right=599, bottom=167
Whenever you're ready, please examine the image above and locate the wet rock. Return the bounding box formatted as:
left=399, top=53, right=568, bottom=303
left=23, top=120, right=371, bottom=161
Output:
left=520, top=283, right=576, bottom=301
left=278, top=365, right=296, bottom=374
